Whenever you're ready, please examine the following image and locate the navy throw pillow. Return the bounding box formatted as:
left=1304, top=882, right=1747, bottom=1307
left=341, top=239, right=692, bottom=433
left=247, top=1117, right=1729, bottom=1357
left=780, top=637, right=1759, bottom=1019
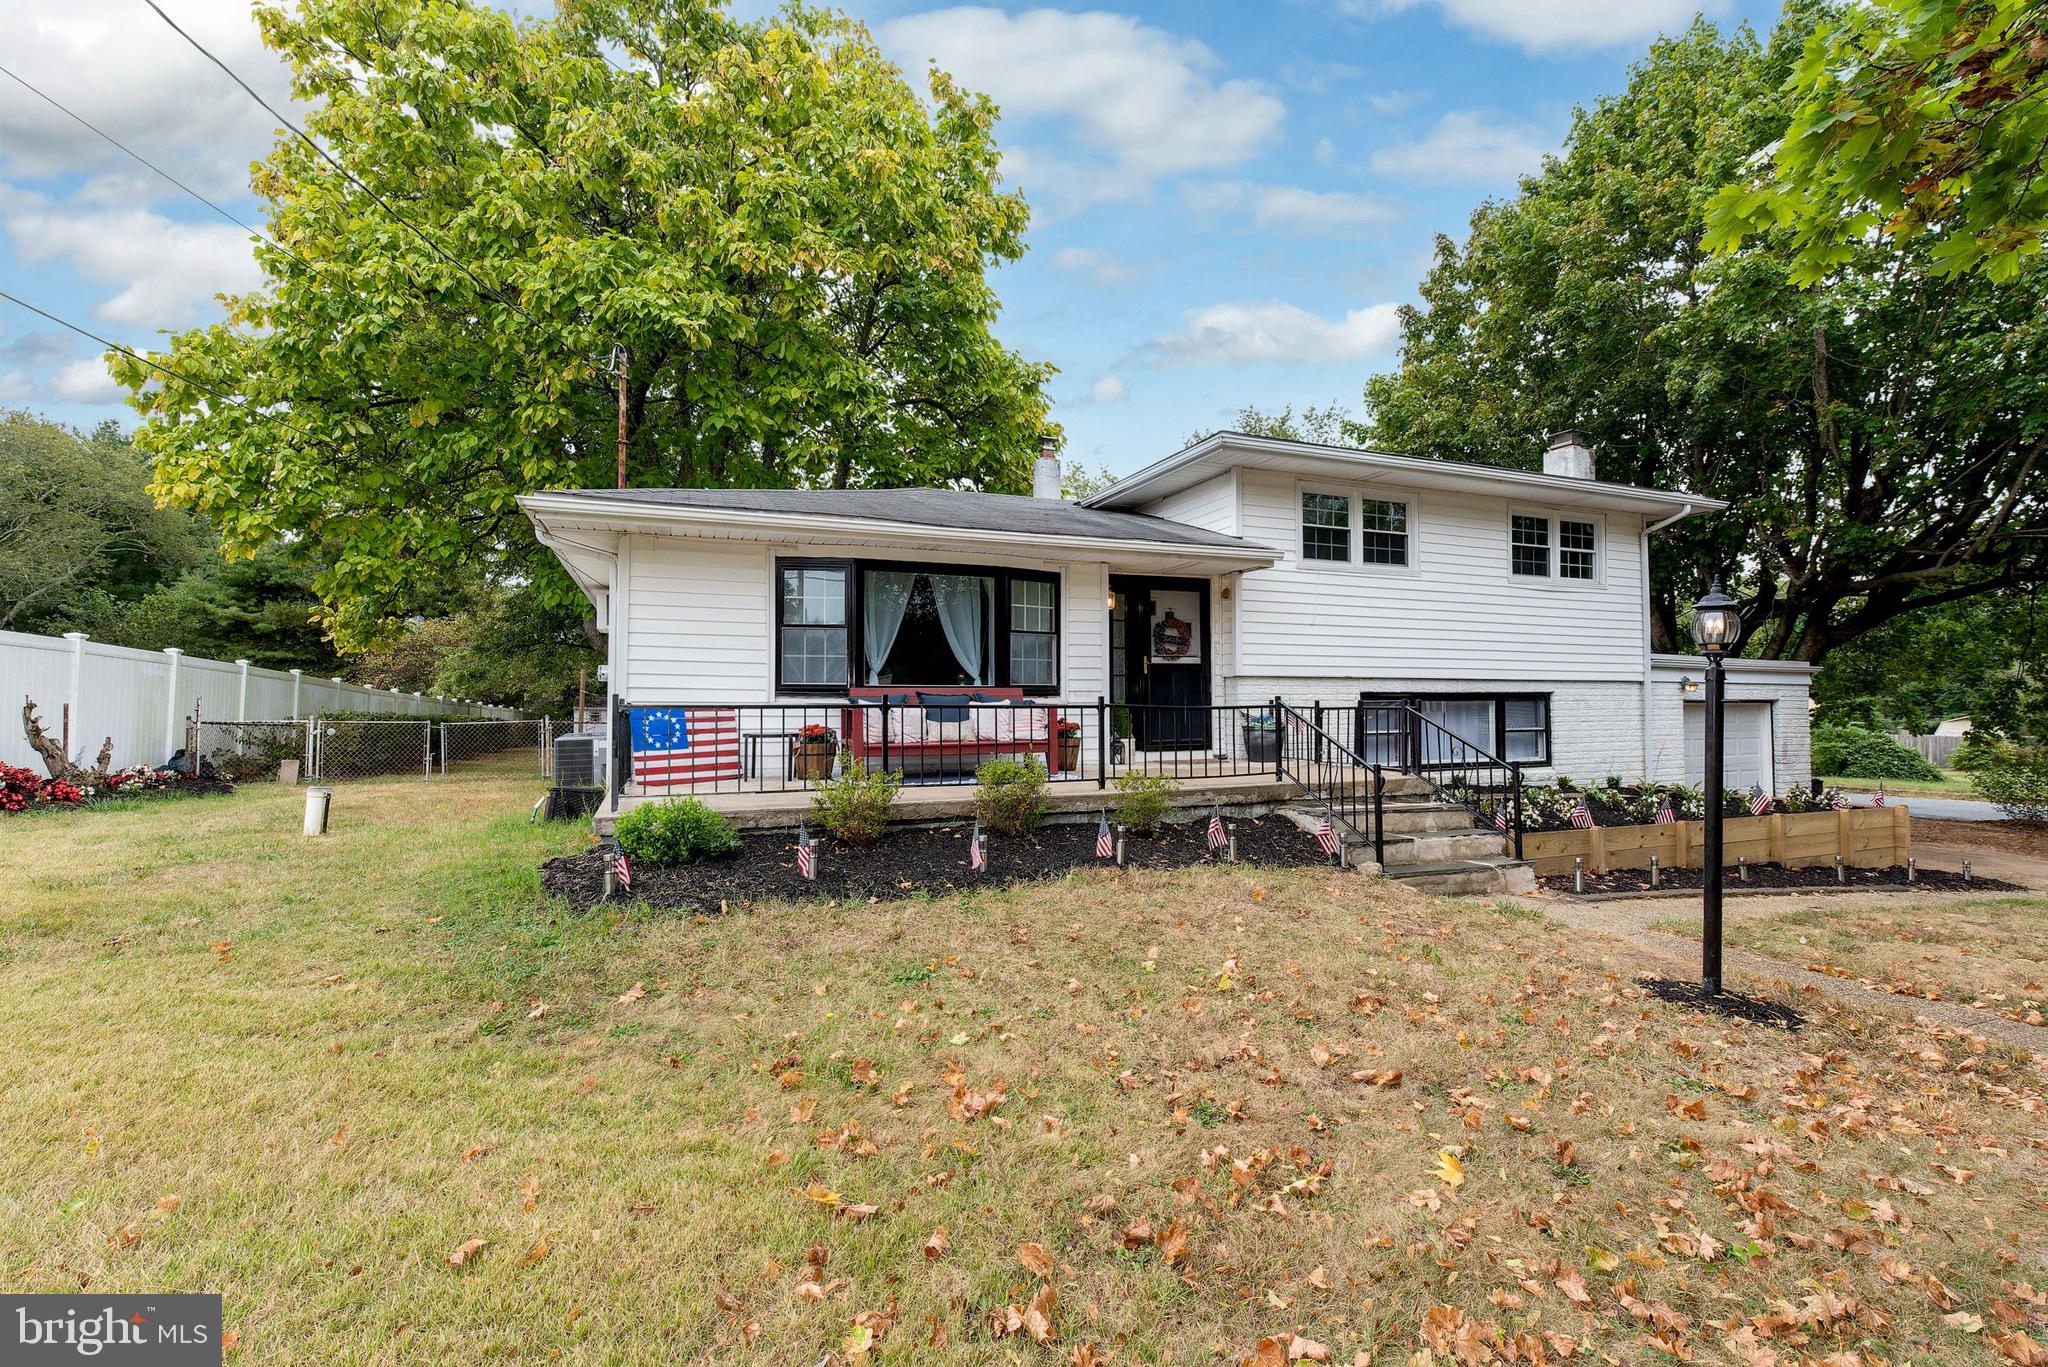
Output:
left=917, top=692, right=970, bottom=723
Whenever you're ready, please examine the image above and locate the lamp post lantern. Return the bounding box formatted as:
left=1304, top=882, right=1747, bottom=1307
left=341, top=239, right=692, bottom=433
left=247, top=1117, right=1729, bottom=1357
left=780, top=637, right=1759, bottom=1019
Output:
left=1689, top=581, right=1743, bottom=996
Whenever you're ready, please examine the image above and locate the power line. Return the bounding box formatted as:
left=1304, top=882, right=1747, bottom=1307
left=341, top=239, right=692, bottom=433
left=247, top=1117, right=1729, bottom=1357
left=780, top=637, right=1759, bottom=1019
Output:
left=141, top=0, right=540, bottom=327
left=0, top=290, right=320, bottom=443
left=0, top=61, right=306, bottom=267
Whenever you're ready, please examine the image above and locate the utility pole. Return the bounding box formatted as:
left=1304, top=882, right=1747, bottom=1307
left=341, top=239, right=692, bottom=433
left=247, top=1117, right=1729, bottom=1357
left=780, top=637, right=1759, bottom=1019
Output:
left=612, top=345, right=629, bottom=489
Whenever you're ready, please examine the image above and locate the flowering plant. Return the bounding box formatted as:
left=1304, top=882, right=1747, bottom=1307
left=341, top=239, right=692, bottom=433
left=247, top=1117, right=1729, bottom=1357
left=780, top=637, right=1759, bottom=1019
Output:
left=1053, top=717, right=1083, bottom=738
left=796, top=724, right=837, bottom=746
left=1, top=762, right=90, bottom=812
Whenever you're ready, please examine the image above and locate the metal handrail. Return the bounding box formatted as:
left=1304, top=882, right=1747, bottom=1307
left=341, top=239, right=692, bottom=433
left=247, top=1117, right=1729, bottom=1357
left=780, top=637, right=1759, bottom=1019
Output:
left=1357, top=699, right=1523, bottom=859
left=1276, top=703, right=1383, bottom=864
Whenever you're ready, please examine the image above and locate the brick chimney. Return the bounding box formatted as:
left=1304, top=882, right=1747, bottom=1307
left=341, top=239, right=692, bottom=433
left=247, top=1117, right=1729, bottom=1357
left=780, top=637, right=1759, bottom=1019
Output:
left=1032, top=435, right=1062, bottom=499
left=1542, top=430, right=1594, bottom=480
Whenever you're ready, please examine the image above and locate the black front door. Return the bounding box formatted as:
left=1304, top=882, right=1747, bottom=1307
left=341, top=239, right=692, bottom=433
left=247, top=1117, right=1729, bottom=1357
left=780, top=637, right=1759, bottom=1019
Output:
left=1110, top=575, right=1211, bottom=750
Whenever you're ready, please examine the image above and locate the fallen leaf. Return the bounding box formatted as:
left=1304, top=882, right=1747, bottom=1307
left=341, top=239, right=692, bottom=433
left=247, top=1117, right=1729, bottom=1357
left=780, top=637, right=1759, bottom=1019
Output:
left=923, top=1227, right=950, bottom=1261
left=615, top=982, right=645, bottom=1005
left=520, top=1239, right=549, bottom=1267
left=1432, top=1149, right=1465, bottom=1190
left=446, top=1238, right=487, bottom=1268
left=1019, top=1242, right=1056, bottom=1278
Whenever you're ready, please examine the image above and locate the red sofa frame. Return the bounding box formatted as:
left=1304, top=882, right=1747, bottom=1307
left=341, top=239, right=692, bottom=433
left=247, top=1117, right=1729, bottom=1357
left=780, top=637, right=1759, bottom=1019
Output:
left=840, top=685, right=1070, bottom=776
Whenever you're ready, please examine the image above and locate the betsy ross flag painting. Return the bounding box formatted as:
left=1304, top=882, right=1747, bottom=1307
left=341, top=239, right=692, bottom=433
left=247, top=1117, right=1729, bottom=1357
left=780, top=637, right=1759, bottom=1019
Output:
left=630, top=707, right=741, bottom=787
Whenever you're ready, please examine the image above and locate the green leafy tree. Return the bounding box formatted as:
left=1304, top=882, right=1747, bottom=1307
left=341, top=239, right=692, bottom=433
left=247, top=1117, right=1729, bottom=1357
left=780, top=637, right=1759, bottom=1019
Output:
left=1813, top=586, right=2043, bottom=729
left=1707, top=0, right=2048, bottom=282
left=113, top=0, right=1054, bottom=651
left=1362, top=13, right=2048, bottom=661
left=404, top=586, right=600, bottom=714
left=1188, top=403, right=1360, bottom=449
left=0, top=411, right=203, bottom=633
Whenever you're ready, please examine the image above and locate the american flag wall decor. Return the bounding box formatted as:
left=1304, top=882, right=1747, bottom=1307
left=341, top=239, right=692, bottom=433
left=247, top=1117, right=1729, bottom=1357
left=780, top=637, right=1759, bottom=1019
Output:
left=630, top=707, right=741, bottom=787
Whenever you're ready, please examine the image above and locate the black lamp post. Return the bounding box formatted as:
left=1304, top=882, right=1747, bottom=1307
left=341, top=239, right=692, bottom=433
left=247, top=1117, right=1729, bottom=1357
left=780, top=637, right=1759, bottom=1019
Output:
left=1689, top=581, right=1743, bottom=996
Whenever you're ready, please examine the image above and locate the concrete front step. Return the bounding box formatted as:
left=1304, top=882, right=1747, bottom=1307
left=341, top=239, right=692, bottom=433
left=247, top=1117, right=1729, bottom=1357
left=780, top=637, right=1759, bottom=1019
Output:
left=1383, top=858, right=1537, bottom=896
left=1379, top=828, right=1516, bottom=864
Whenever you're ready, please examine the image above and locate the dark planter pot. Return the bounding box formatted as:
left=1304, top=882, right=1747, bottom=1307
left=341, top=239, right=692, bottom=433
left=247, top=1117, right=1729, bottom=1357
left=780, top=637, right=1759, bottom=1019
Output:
left=793, top=743, right=836, bottom=780
left=1243, top=728, right=1279, bottom=763
left=1057, top=736, right=1082, bottom=771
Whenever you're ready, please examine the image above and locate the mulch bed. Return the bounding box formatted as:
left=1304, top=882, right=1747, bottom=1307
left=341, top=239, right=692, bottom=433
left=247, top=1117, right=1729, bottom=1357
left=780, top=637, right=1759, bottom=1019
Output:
left=1639, top=977, right=1806, bottom=1030
left=542, top=815, right=1339, bottom=913
left=1539, top=862, right=2024, bottom=895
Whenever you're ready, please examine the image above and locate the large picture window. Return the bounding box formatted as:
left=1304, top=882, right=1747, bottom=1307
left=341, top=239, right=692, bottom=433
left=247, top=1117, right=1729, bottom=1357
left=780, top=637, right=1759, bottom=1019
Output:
left=776, top=559, right=1060, bottom=694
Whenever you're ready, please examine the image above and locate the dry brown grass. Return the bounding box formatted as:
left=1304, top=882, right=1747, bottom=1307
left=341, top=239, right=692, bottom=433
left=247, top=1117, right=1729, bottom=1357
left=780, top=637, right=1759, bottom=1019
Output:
left=1660, top=897, right=2048, bottom=1030
left=3, top=776, right=2047, bottom=1365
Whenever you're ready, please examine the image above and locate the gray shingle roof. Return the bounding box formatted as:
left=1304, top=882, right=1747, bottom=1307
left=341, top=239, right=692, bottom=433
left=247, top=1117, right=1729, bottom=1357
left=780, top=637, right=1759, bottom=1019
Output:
left=541, top=486, right=1261, bottom=552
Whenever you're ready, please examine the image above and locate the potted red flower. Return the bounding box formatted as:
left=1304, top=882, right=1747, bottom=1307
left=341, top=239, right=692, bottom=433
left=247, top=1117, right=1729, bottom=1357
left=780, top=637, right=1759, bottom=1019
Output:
left=1054, top=716, right=1083, bottom=771
left=792, top=723, right=838, bottom=781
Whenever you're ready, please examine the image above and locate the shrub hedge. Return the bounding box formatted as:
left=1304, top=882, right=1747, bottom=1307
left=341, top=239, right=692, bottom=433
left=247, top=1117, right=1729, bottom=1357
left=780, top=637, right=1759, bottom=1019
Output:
left=1810, top=723, right=1943, bottom=781
left=614, top=797, right=741, bottom=865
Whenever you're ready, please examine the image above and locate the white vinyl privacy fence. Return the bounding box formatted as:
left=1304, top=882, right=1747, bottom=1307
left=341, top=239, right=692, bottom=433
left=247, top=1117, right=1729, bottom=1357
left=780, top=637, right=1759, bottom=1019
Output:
left=1, top=628, right=519, bottom=773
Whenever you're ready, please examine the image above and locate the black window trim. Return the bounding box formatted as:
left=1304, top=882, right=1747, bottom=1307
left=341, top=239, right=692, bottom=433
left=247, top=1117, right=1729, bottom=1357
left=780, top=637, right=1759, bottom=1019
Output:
left=1355, top=690, right=1553, bottom=768
left=774, top=556, right=1062, bottom=697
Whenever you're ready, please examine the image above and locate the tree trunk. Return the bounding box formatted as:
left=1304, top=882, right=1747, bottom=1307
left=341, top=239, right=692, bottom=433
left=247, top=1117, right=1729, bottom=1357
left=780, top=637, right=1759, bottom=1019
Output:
left=22, top=697, right=112, bottom=784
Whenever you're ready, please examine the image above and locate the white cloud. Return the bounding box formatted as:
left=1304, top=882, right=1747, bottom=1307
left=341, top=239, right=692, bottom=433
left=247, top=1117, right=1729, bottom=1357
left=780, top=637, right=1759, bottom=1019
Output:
left=1050, top=246, right=1140, bottom=289
left=1361, top=0, right=1727, bottom=55
left=0, top=0, right=301, bottom=200
left=1369, top=111, right=1551, bottom=185
left=1364, top=90, right=1419, bottom=115
left=0, top=327, right=71, bottom=367
left=882, top=7, right=1285, bottom=203
left=1313, top=137, right=1338, bottom=166
left=1196, top=181, right=1395, bottom=235
left=1135, top=300, right=1402, bottom=367
left=1088, top=374, right=1128, bottom=404
left=3, top=185, right=265, bottom=325
left=48, top=358, right=124, bottom=404
left=0, top=370, right=36, bottom=402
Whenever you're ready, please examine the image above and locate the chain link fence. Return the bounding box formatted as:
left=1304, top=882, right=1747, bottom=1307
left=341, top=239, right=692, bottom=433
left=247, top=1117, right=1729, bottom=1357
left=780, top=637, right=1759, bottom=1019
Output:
left=192, top=716, right=559, bottom=784
left=192, top=720, right=311, bottom=783
left=439, top=719, right=566, bottom=779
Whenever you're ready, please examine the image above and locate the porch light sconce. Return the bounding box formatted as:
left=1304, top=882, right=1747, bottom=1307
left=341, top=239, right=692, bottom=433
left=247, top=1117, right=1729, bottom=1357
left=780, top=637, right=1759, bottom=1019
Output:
left=1679, top=676, right=1700, bottom=696
left=1688, top=579, right=1742, bottom=998
left=1221, top=585, right=1231, bottom=601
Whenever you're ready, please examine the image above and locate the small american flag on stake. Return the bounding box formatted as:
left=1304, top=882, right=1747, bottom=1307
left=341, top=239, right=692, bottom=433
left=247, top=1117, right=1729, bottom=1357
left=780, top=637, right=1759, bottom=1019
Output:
left=1871, top=785, right=1886, bottom=808
left=795, top=823, right=815, bottom=880
left=1206, top=806, right=1228, bottom=851
left=1654, top=795, right=1676, bottom=824
left=969, top=817, right=986, bottom=872
left=1314, top=813, right=1341, bottom=856
left=1568, top=796, right=1596, bottom=829
left=1095, top=812, right=1114, bottom=859
left=612, top=846, right=632, bottom=891
left=1747, top=784, right=1772, bottom=816
left=1492, top=801, right=1509, bottom=833
left=1831, top=789, right=1849, bottom=810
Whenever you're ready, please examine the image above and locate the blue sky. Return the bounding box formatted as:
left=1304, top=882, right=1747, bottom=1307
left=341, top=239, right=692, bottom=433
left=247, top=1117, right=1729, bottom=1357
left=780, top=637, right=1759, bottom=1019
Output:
left=2, top=0, right=1783, bottom=478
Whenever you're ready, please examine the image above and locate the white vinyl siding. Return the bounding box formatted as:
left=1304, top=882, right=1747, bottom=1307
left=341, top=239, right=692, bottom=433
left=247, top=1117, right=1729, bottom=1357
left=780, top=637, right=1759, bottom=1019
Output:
left=1233, top=472, right=1646, bottom=682
left=626, top=536, right=773, bottom=700
left=1137, top=472, right=1238, bottom=536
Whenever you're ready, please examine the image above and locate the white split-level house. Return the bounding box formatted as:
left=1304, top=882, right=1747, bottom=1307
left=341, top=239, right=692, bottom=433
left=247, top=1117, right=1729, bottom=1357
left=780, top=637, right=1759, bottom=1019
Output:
left=518, top=430, right=1812, bottom=830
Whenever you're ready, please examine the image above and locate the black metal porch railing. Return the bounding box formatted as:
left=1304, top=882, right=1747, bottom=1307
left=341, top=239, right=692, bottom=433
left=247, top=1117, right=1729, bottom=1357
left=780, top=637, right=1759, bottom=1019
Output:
left=1275, top=702, right=1384, bottom=863
left=1356, top=699, right=1523, bottom=859
left=607, top=698, right=1297, bottom=799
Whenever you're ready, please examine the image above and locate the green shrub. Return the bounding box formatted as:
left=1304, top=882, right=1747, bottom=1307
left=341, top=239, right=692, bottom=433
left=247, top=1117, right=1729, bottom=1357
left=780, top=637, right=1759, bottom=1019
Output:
left=811, top=754, right=900, bottom=844
left=1810, top=723, right=1943, bottom=781
left=614, top=797, right=741, bottom=865
left=1112, top=771, right=1180, bottom=832
left=1972, top=749, right=2048, bottom=821
left=1950, top=733, right=2011, bottom=771
left=973, top=756, right=1047, bottom=835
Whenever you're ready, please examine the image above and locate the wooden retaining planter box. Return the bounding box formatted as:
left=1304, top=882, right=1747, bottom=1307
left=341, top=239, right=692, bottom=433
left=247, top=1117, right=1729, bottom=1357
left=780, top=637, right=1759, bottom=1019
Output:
left=1523, top=805, right=1910, bottom=877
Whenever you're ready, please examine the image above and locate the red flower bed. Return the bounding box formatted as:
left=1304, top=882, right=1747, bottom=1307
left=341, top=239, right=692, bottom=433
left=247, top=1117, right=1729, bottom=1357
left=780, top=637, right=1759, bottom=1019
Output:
left=0, top=763, right=229, bottom=813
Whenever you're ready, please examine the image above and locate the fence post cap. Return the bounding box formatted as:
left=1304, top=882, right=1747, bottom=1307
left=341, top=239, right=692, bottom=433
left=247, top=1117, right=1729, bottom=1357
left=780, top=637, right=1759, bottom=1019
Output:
left=291, top=668, right=302, bottom=677
left=164, top=647, right=182, bottom=657
left=332, top=677, right=343, bottom=684
left=235, top=658, right=250, bottom=667
left=62, top=631, right=89, bottom=641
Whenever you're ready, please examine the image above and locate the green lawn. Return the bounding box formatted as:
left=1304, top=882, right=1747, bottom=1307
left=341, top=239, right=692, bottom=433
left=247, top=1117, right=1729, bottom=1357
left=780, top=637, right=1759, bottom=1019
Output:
left=4, top=773, right=2046, bottom=1364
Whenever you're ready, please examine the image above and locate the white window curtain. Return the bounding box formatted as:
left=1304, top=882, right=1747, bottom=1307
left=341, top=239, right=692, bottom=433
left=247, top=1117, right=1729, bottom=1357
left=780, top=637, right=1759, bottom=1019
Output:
left=1419, top=700, right=1494, bottom=763
left=861, top=571, right=915, bottom=683
left=928, top=574, right=989, bottom=685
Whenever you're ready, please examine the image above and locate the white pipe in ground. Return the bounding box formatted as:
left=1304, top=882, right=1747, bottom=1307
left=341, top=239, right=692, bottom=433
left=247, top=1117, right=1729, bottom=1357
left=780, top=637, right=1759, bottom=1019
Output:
left=304, top=786, right=333, bottom=836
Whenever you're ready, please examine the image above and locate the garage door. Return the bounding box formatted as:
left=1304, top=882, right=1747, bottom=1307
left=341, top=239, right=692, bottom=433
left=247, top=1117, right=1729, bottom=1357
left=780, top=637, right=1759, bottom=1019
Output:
left=1682, top=701, right=1774, bottom=792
